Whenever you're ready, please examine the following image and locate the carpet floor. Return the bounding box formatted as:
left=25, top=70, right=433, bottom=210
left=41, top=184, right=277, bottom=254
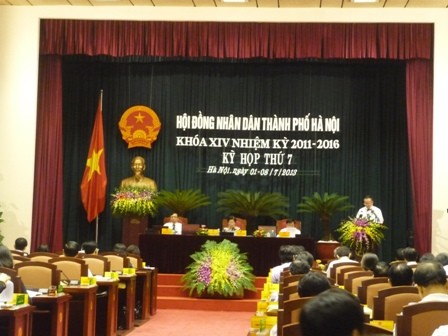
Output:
left=128, top=309, right=253, bottom=336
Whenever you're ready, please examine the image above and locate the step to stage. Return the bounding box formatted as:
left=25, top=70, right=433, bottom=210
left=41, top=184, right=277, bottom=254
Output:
left=157, top=273, right=267, bottom=312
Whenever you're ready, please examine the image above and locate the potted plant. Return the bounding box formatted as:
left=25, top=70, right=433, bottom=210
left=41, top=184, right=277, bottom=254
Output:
left=156, top=189, right=211, bottom=218
left=337, top=217, right=387, bottom=257
left=110, top=186, right=158, bottom=217
left=182, top=239, right=256, bottom=298
left=297, top=192, right=353, bottom=241
left=216, top=189, right=289, bottom=233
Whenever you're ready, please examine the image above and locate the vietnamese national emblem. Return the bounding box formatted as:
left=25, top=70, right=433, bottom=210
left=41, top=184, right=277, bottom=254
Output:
left=119, top=105, right=161, bottom=149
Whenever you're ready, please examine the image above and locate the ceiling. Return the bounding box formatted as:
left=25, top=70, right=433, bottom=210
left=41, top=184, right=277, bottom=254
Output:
left=0, top=0, right=447, bottom=8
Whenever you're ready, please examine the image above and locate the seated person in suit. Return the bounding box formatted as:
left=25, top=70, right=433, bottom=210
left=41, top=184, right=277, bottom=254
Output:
left=222, top=216, right=240, bottom=232
left=300, top=288, right=365, bottom=336
left=289, top=259, right=311, bottom=275
left=277, top=219, right=301, bottom=237
left=63, top=241, right=80, bottom=257
left=413, top=260, right=448, bottom=302
left=81, top=240, right=99, bottom=255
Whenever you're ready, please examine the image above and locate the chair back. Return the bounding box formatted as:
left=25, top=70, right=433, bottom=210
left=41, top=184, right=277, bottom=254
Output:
left=283, top=296, right=313, bottom=325
left=127, top=253, right=143, bottom=269
left=329, top=261, right=360, bottom=280
left=49, top=256, right=88, bottom=281
left=100, top=252, right=131, bottom=271
left=336, top=265, right=364, bottom=285
left=28, top=252, right=59, bottom=262
left=357, top=277, right=389, bottom=304
left=351, top=275, right=374, bottom=296
left=182, top=224, right=200, bottom=235
left=221, top=217, right=247, bottom=231
left=363, top=323, right=393, bottom=335
left=366, top=282, right=392, bottom=308
left=343, top=270, right=373, bottom=292
left=372, top=286, right=420, bottom=321
left=163, top=216, right=188, bottom=225
left=0, top=266, right=26, bottom=293
left=279, top=283, right=300, bottom=309
left=82, top=255, right=111, bottom=275
left=12, top=255, right=30, bottom=266
left=276, top=219, right=302, bottom=233
left=283, top=322, right=302, bottom=336
left=281, top=274, right=303, bottom=291
left=15, top=261, right=60, bottom=289
left=395, top=301, right=448, bottom=336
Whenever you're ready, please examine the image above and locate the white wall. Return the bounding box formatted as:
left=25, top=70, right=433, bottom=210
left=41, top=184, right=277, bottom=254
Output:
left=0, top=6, right=447, bottom=253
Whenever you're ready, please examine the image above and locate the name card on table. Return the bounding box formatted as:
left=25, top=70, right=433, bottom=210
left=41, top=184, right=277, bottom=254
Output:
left=161, top=228, right=174, bottom=235
left=234, top=230, right=247, bottom=236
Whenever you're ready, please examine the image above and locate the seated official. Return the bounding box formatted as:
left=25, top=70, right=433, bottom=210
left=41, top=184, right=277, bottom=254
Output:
left=277, top=219, right=301, bottom=237
left=163, top=213, right=183, bottom=234
left=222, top=216, right=240, bottom=232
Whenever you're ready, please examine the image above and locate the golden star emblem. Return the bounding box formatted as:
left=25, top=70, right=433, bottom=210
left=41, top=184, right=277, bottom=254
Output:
left=86, top=149, right=104, bottom=181
left=134, top=112, right=145, bottom=123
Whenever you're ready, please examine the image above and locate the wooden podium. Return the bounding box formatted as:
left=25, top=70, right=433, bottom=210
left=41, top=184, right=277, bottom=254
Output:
left=122, top=216, right=148, bottom=246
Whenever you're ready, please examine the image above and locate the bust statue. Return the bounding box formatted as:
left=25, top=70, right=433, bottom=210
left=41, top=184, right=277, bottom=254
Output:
left=120, top=156, right=157, bottom=190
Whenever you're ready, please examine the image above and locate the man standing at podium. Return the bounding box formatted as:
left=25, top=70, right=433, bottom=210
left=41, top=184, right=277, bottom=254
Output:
left=356, top=195, right=384, bottom=223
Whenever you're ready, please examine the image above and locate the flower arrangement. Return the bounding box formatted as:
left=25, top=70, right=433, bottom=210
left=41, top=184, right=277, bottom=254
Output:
left=196, top=225, right=209, bottom=236
left=253, top=229, right=267, bottom=237
left=110, top=186, right=158, bottom=217
left=182, top=239, right=256, bottom=297
left=337, top=217, right=387, bottom=256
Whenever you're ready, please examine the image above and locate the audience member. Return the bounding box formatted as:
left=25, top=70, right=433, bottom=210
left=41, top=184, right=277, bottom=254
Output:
left=374, top=261, right=389, bottom=277
left=0, top=245, right=14, bottom=268
left=289, top=259, right=311, bottom=275
left=435, top=252, right=448, bottom=275
left=12, top=237, right=28, bottom=256
left=300, top=288, right=364, bottom=336
left=277, top=219, right=301, bottom=237
left=82, top=240, right=98, bottom=254
left=298, top=272, right=331, bottom=297
left=113, top=243, right=127, bottom=256
left=63, top=241, right=80, bottom=257
left=361, top=252, right=379, bottom=272
left=387, top=262, right=413, bottom=286
left=271, top=245, right=304, bottom=283
left=413, top=261, right=448, bottom=302
left=419, top=252, right=435, bottom=263
left=126, top=244, right=141, bottom=256
left=402, top=247, right=419, bottom=266
left=294, top=250, right=315, bottom=268
left=325, top=246, right=357, bottom=278
left=36, top=243, right=50, bottom=252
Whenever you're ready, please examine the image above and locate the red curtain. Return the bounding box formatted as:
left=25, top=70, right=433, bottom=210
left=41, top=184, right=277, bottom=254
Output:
left=32, top=55, right=64, bottom=252
left=406, top=60, right=433, bottom=253
left=35, top=21, right=433, bottom=253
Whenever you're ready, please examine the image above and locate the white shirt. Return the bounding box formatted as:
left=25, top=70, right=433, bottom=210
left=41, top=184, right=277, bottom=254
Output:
left=432, top=325, right=448, bottom=336
left=356, top=205, right=384, bottom=223
left=326, top=256, right=358, bottom=278
left=271, top=262, right=291, bottom=284
left=277, top=227, right=301, bottom=237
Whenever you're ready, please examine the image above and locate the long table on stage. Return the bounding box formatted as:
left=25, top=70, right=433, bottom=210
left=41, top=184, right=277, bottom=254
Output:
left=139, top=233, right=315, bottom=276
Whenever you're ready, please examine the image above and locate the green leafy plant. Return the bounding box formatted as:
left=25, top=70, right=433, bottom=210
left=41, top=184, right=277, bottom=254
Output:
left=337, top=217, right=387, bottom=256
left=110, top=186, right=158, bottom=217
left=297, top=192, right=353, bottom=240
left=182, top=239, right=256, bottom=297
left=156, top=189, right=211, bottom=217
left=216, top=190, right=289, bottom=232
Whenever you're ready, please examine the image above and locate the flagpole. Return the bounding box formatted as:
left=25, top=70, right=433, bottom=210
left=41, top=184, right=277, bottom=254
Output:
left=95, top=216, right=99, bottom=243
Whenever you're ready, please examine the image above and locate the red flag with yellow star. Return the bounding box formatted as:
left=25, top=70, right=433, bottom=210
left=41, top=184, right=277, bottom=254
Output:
left=80, top=91, right=107, bottom=222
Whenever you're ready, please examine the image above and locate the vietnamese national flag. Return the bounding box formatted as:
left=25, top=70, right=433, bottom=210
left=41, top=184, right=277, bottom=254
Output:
left=80, top=91, right=107, bottom=222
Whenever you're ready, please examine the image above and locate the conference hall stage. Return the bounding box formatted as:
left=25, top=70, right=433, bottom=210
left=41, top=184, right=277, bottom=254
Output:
left=139, top=233, right=315, bottom=276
